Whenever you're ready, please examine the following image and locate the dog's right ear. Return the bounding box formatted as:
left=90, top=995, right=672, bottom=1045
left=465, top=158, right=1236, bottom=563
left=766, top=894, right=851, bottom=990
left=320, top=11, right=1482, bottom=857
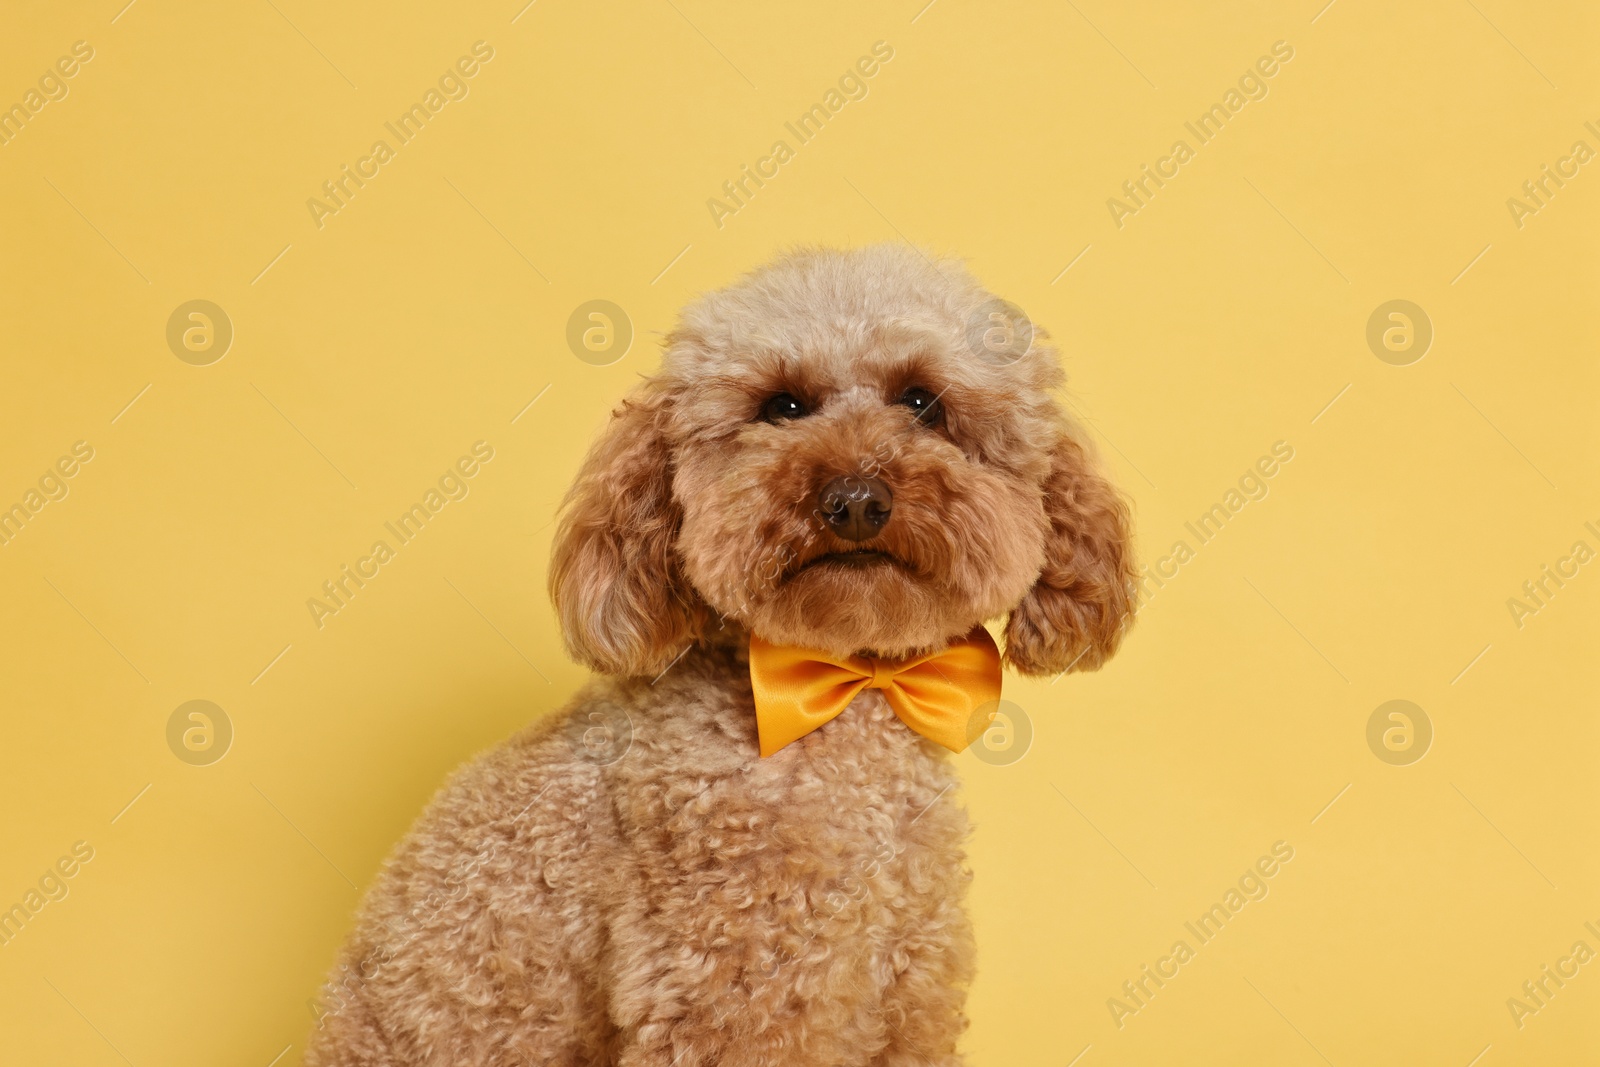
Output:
left=548, top=387, right=701, bottom=677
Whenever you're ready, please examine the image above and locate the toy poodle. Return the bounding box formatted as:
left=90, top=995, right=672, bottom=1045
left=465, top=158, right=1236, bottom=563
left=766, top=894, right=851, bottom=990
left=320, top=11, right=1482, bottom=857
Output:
left=304, top=244, right=1136, bottom=1066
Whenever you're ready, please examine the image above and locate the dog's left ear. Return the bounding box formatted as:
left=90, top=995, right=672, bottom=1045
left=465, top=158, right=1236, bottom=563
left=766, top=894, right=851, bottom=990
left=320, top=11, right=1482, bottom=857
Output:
left=1004, top=425, right=1137, bottom=676
left=548, top=387, right=702, bottom=677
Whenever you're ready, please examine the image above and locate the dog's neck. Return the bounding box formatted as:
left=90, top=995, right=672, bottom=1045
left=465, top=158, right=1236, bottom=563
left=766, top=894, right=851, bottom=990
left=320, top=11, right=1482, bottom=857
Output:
left=698, top=617, right=976, bottom=666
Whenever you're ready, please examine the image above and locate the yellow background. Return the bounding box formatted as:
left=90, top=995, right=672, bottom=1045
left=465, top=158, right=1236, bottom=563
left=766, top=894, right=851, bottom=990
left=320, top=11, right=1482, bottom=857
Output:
left=1, top=0, right=1595, bottom=1064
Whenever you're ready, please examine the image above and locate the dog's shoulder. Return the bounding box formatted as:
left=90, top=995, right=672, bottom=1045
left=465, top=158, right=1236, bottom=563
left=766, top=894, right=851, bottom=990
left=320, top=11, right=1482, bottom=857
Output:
left=352, top=683, right=624, bottom=907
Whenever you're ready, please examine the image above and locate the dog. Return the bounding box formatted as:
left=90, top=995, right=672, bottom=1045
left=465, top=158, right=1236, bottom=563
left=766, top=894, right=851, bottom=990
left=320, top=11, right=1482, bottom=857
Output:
left=304, top=244, right=1136, bottom=1066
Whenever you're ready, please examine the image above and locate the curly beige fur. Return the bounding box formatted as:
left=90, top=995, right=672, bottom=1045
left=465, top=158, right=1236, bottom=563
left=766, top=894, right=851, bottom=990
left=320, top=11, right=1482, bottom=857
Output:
left=304, top=245, right=1136, bottom=1066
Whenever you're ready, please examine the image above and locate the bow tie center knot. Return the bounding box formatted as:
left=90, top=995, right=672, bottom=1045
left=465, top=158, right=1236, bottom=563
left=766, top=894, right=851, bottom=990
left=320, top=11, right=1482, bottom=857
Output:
left=865, top=658, right=899, bottom=690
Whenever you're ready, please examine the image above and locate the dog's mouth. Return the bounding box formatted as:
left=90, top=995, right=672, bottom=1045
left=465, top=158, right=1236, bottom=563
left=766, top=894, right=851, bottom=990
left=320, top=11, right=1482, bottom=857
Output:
left=789, top=546, right=911, bottom=578
left=806, top=549, right=895, bottom=568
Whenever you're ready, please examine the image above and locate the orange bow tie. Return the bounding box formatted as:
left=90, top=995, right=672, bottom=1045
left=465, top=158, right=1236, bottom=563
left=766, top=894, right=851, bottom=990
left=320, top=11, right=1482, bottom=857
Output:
left=747, top=628, right=1003, bottom=757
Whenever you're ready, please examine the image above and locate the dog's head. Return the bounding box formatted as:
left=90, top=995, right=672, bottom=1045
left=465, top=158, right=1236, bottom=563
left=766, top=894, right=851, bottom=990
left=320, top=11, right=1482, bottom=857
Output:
left=550, top=245, right=1136, bottom=678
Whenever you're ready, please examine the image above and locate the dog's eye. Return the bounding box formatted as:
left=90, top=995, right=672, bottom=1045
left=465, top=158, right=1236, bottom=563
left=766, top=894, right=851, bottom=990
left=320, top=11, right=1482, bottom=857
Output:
left=760, top=393, right=808, bottom=422
left=898, top=388, right=942, bottom=426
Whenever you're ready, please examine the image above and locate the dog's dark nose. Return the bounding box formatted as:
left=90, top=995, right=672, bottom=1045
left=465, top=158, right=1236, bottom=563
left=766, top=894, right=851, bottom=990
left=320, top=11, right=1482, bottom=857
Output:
left=818, top=476, right=893, bottom=542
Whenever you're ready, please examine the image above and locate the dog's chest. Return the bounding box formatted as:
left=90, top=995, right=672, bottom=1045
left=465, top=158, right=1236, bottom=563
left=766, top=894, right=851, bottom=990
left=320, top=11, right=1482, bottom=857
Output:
left=607, top=685, right=966, bottom=976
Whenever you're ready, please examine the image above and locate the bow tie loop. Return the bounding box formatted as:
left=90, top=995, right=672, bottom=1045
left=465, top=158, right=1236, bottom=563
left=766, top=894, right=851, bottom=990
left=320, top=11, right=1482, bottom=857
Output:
left=865, top=658, right=899, bottom=691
